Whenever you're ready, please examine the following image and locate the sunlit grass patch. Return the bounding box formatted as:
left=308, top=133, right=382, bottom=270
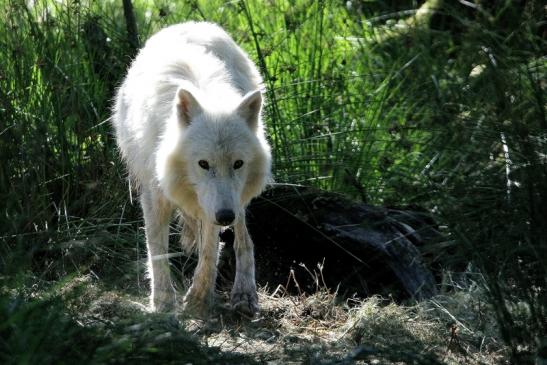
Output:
left=344, top=291, right=507, bottom=364
left=177, top=283, right=507, bottom=363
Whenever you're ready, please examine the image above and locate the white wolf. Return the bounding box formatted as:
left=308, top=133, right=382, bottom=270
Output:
left=113, top=22, right=271, bottom=316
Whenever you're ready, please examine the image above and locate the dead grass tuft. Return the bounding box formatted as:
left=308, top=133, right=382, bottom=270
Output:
left=42, top=272, right=508, bottom=364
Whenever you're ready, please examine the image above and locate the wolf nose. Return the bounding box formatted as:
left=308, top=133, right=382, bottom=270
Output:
left=215, top=209, right=235, bottom=226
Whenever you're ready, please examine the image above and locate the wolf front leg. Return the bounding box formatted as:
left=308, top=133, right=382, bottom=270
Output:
left=231, top=216, right=259, bottom=315
left=141, top=188, right=176, bottom=312
left=182, top=221, right=220, bottom=317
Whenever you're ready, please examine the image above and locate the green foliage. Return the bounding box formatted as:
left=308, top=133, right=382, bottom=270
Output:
left=0, top=0, right=545, bottom=363
left=0, top=276, right=254, bottom=364
left=1, top=292, right=103, bottom=364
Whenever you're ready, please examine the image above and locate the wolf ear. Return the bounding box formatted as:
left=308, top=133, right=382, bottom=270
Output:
left=176, top=86, right=202, bottom=127
left=236, top=90, right=262, bottom=131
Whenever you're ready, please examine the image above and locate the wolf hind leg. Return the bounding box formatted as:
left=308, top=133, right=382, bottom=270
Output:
left=230, top=216, right=259, bottom=315
left=182, top=221, right=220, bottom=317
left=179, top=213, right=198, bottom=254
left=141, top=188, right=176, bottom=312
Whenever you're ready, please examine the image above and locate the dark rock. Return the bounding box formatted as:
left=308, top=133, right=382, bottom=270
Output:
left=218, top=184, right=441, bottom=301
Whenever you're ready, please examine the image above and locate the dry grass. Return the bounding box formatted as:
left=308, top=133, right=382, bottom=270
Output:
left=58, top=273, right=508, bottom=364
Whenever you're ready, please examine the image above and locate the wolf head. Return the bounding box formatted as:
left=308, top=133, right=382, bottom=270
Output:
left=157, top=84, right=271, bottom=226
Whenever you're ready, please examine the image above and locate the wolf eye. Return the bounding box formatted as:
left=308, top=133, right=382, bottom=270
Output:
left=198, top=160, right=209, bottom=170
left=233, top=160, right=244, bottom=169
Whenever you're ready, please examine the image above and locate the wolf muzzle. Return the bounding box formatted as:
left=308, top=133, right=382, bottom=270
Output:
left=215, top=209, right=235, bottom=226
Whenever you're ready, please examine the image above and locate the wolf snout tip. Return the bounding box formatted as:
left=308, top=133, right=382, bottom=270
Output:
left=215, top=209, right=235, bottom=226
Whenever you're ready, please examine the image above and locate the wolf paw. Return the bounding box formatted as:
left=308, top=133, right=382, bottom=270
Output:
left=182, top=292, right=211, bottom=318
left=231, top=290, right=259, bottom=315
left=151, top=290, right=176, bottom=313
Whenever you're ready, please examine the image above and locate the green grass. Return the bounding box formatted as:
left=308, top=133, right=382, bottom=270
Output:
left=1, top=0, right=545, bottom=363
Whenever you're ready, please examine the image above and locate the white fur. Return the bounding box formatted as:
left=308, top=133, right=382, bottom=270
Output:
left=113, top=22, right=271, bottom=316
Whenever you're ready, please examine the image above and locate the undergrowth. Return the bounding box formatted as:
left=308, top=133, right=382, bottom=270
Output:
left=1, top=269, right=507, bottom=364
left=1, top=0, right=545, bottom=363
